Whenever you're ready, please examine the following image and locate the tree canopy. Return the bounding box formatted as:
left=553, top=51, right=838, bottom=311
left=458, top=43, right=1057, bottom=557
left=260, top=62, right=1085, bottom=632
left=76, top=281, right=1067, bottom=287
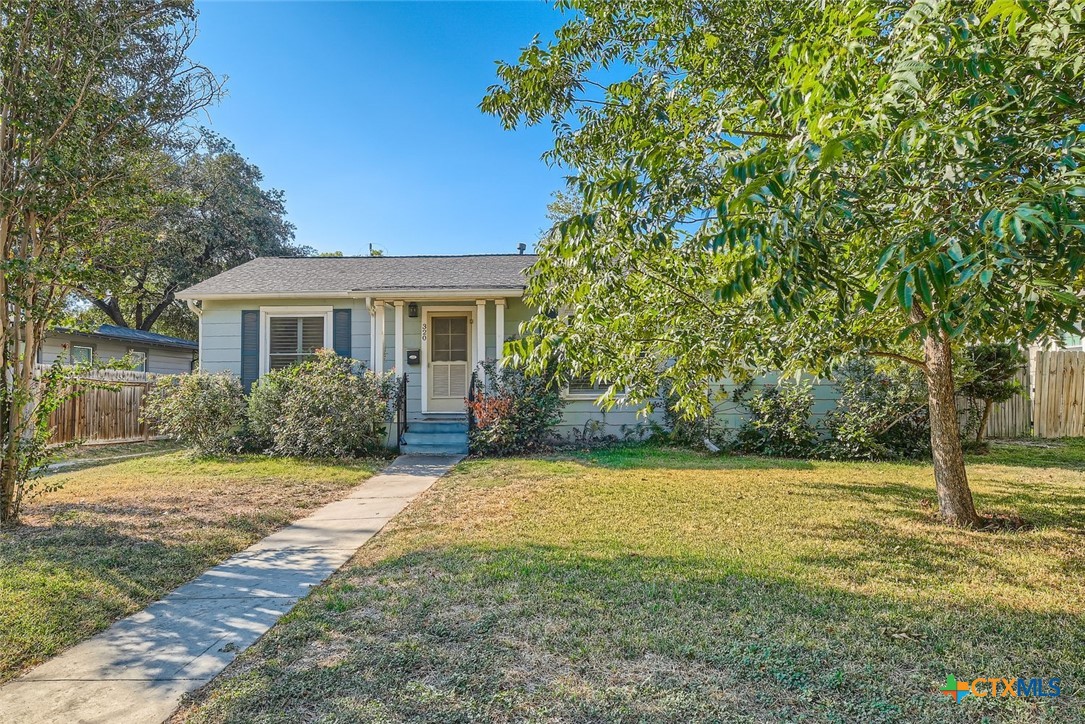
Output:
left=0, top=0, right=218, bottom=523
left=484, top=0, right=1085, bottom=525
left=78, top=134, right=306, bottom=339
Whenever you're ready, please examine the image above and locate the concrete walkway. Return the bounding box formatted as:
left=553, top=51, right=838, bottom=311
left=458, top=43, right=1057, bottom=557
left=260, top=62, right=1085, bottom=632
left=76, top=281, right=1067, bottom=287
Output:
left=0, top=454, right=462, bottom=724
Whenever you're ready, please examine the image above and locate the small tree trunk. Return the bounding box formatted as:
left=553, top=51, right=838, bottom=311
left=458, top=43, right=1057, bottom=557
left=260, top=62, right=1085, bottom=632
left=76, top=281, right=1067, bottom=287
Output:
left=0, top=456, right=17, bottom=525
left=922, top=331, right=981, bottom=527
left=976, top=400, right=993, bottom=444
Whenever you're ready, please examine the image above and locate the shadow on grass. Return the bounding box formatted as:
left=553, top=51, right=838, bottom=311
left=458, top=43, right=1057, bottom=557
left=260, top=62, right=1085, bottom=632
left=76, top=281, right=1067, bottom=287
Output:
left=0, top=520, right=252, bottom=682
left=180, top=542, right=1083, bottom=724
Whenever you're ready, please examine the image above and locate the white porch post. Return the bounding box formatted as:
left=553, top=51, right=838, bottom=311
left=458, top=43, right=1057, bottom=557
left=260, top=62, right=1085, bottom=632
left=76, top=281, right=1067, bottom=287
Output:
left=393, top=301, right=405, bottom=374
left=475, top=299, right=487, bottom=383
left=494, top=298, right=506, bottom=366
left=373, top=302, right=385, bottom=374
left=368, top=302, right=376, bottom=370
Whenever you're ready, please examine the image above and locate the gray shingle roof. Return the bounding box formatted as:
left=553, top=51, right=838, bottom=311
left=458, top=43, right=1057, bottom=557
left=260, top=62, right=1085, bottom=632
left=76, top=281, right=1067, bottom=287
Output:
left=176, top=255, right=538, bottom=299
left=53, top=325, right=197, bottom=350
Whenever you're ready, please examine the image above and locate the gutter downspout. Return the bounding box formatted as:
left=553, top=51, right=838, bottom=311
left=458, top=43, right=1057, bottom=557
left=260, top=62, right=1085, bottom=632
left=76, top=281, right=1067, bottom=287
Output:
left=186, top=300, right=203, bottom=372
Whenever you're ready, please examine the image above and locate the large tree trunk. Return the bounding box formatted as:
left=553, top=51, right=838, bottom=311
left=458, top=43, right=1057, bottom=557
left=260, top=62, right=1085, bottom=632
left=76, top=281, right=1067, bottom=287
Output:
left=922, top=330, right=981, bottom=527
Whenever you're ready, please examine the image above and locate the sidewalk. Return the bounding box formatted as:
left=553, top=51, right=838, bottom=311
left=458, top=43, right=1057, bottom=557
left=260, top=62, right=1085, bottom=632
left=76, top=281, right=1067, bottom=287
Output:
left=0, top=454, right=462, bottom=724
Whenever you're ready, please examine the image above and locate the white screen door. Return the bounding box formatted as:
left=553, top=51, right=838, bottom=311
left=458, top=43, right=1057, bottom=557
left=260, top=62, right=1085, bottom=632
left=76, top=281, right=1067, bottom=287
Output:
left=427, top=314, right=470, bottom=412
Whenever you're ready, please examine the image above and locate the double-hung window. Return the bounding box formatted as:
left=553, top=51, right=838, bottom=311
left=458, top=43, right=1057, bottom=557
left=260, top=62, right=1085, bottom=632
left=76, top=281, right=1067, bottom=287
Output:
left=268, top=316, right=326, bottom=370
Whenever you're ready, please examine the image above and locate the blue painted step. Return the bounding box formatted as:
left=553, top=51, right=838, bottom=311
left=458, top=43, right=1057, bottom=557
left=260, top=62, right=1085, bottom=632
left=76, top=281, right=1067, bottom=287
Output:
left=402, top=431, right=465, bottom=446
left=407, top=421, right=468, bottom=434
left=400, top=441, right=468, bottom=456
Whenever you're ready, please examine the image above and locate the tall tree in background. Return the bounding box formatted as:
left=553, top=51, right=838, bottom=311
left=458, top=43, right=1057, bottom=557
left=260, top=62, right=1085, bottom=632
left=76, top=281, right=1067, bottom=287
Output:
left=79, top=134, right=306, bottom=339
left=0, top=0, right=218, bottom=523
left=485, top=0, right=1085, bottom=526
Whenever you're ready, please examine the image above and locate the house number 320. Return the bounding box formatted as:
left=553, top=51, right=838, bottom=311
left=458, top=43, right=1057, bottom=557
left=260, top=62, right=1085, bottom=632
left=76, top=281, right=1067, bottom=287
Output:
left=420, top=323, right=427, bottom=342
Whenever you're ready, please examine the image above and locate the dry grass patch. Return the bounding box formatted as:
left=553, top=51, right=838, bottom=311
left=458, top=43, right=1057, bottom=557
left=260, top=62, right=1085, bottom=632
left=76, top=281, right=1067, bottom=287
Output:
left=0, top=450, right=386, bottom=682
left=176, top=443, right=1085, bottom=723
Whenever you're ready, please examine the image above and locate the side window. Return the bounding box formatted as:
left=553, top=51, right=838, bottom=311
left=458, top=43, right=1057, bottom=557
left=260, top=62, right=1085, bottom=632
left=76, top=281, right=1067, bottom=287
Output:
left=70, top=345, right=93, bottom=365
left=128, top=350, right=147, bottom=372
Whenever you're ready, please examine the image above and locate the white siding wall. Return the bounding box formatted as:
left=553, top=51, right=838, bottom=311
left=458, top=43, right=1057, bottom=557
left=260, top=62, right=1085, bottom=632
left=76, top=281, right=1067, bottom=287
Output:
left=40, top=333, right=194, bottom=375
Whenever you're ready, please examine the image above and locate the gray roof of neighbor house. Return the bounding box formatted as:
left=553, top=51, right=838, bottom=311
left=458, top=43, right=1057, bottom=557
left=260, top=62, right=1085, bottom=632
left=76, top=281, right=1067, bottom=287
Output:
left=175, top=254, right=539, bottom=299
left=52, top=324, right=198, bottom=350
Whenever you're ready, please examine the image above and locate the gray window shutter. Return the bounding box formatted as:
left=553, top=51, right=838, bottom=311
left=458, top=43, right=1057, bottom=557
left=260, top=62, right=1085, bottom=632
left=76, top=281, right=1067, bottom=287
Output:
left=240, top=310, right=259, bottom=392
left=332, top=308, right=351, bottom=357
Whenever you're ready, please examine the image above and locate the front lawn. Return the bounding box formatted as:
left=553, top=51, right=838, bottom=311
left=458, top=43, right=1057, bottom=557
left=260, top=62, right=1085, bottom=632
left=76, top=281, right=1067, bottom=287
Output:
left=176, top=442, right=1084, bottom=723
left=0, top=450, right=385, bottom=683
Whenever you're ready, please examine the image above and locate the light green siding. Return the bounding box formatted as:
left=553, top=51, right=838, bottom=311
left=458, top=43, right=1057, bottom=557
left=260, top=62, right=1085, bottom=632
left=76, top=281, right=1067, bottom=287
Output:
left=197, top=294, right=840, bottom=442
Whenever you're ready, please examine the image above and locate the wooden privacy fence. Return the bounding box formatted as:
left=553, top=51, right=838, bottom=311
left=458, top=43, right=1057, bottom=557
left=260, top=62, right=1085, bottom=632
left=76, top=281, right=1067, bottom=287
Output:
left=1032, top=349, right=1085, bottom=438
left=977, top=349, right=1085, bottom=439
left=39, top=367, right=160, bottom=445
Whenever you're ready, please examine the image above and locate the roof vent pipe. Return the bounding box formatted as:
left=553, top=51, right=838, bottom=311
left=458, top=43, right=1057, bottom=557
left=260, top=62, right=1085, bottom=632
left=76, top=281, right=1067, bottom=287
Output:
left=517, top=243, right=527, bottom=255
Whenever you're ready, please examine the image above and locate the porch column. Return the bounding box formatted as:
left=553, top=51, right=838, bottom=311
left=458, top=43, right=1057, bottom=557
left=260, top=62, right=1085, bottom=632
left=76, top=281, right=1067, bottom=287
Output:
left=475, top=299, right=487, bottom=383
left=494, top=298, right=506, bottom=366
left=373, top=302, right=385, bottom=374
left=393, top=300, right=405, bottom=373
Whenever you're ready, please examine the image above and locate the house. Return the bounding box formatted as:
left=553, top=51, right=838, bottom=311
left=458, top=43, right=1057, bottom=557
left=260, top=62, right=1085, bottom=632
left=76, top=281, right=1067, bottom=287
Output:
left=41, top=325, right=197, bottom=375
left=176, top=254, right=655, bottom=454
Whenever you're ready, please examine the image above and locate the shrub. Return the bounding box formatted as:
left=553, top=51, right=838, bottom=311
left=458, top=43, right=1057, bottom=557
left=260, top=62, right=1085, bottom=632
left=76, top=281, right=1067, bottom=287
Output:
left=732, top=379, right=818, bottom=457
left=467, top=360, right=564, bottom=455
left=144, top=372, right=246, bottom=455
left=821, top=359, right=931, bottom=460
left=958, top=344, right=1025, bottom=444
left=250, top=349, right=396, bottom=458
left=656, top=380, right=725, bottom=449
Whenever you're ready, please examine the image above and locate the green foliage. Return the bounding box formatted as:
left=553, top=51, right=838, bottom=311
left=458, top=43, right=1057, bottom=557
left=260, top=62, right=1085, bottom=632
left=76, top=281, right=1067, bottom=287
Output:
left=958, top=343, right=1026, bottom=442
left=78, top=133, right=308, bottom=339
left=250, top=350, right=396, bottom=458
left=467, top=360, right=564, bottom=456
left=655, top=380, right=724, bottom=448
left=487, top=0, right=1085, bottom=522
left=491, top=0, right=1085, bottom=406
left=0, top=0, right=219, bottom=523
left=821, top=360, right=932, bottom=461
left=959, top=344, right=1026, bottom=405
left=732, top=380, right=818, bottom=458
left=144, top=373, right=246, bottom=455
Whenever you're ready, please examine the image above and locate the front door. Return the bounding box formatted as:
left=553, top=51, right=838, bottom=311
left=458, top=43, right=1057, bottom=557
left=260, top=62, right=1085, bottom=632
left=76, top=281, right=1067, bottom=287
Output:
left=426, top=313, right=471, bottom=413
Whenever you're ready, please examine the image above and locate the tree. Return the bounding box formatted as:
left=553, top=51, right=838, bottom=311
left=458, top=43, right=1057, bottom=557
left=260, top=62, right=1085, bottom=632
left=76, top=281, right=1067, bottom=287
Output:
left=0, top=0, right=218, bottom=524
left=959, top=344, right=1026, bottom=444
left=78, top=134, right=304, bottom=339
left=484, top=0, right=1085, bottom=526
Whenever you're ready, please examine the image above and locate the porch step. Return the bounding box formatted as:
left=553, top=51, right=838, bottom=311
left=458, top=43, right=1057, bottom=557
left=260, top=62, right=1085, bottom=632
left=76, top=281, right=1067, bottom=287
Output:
left=407, top=421, right=468, bottom=434
left=400, top=415, right=468, bottom=455
left=399, top=441, right=469, bottom=456
left=402, top=431, right=465, bottom=446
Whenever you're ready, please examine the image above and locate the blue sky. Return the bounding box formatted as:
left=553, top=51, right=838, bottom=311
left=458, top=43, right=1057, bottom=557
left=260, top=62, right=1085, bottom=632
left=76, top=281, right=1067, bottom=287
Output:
left=191, top=1, right=566, bottom=256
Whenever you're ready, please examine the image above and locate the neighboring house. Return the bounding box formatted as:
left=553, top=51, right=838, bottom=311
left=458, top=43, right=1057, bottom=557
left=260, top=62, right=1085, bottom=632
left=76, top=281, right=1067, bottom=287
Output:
left=41, top=325, right=197, bottom=375
left=176, top=254, right=659, bottom=453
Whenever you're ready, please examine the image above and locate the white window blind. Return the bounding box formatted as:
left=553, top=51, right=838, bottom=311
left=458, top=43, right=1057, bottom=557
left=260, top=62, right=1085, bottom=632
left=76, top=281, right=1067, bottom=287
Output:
left=268, top=316, right=325, bottom=370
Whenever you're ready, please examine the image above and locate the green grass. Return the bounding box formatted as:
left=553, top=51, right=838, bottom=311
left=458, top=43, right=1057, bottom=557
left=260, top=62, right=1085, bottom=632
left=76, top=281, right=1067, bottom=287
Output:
left=50, top=438, right=185, bottom=464
left=0, top=450, right=385, bottom=683
left=176, top=442, right=1084, bottom=723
